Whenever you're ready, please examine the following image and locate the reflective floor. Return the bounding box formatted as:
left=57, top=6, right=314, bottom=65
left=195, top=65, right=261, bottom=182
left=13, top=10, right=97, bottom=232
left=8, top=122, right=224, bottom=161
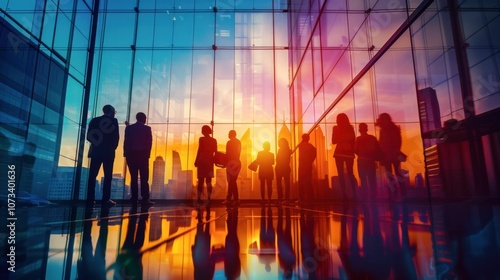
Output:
left=1, top=199, right=500, bottom=279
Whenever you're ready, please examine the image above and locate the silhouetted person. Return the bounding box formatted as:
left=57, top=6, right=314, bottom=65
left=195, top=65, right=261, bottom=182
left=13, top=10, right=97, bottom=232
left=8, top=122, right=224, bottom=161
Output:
left=256, top=141, right=275, bottom=203
left=275, top=138, right=292, bottom=204
left=194, top=125, right=217, bottom=205
left=224, top=208, right=241, bottom=280
left=115, top=205, right=149, bottom=280
left=277, top=207, right=296, bottom=279
left=77, top=205, right=110, bottom=280
left=124, top=112, right=154, bottom=206
left=86, top=104, right=119, bottom=206
left=376, top=113, right=404, bottom=197
left=298, top=134, right=316, bottom=203
left=223, top=130, right=241, bottom=206
left=192, top=207, right=215, bottom=280
left=332, top=113, right=357, bottom=200
left=354, top=123, right=383, bottom=199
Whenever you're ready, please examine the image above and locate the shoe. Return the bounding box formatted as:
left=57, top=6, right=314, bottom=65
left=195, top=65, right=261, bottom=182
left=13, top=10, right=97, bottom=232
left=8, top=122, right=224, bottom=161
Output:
left=105, top=199, right=116, bottom=206
left=222, top=199, right=231, bottom=205
left=141, top=199, right=155, bottom=206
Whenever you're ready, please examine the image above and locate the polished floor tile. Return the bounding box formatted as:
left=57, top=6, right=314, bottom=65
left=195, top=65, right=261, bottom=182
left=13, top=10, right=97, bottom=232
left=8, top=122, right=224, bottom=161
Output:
left=1, top=199, right=499, bottom=279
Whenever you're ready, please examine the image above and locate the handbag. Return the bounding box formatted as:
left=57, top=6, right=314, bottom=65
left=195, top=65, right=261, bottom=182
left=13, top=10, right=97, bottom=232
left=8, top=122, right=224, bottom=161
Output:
left=248, top=160, right=258, bottom=172
left=213, top=151, right=227, bottom=167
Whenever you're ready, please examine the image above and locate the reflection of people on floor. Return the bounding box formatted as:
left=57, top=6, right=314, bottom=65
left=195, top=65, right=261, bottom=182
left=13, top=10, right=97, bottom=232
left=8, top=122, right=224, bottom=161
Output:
left=192, top=207, right=215, bottom=279
left=338, top=205, right=391, bottom=279
left=77, top=205, right=110, bottom=280
left=299, top=210, right=329, bottom=279
left=224, top=208, right=241, bottom=280
left=259, top=207, right=276, bottom=272
left=387, top=205, right=418, bottom=279
left=114, top=205, right=149, bottom=280
left=277, top=207, right=296, bottom=279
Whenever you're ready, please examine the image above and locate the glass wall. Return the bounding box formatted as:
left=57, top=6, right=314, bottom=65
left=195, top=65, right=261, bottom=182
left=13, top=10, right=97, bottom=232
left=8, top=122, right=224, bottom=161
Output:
left=0, top=0, right=91, bottom=200
left=2, top=0, right=499, bottom=202
left=289, top=0, right=428, bottom=200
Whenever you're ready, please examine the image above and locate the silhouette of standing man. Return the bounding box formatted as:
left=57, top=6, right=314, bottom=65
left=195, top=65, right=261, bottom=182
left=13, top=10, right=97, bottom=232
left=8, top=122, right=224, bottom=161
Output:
left=223, top=130, right=241, bottom=206
left=256, top=141, right=275, bottom=204
left=194, top=125, right=217, bottom=205
left=124, top=112, right=154, bottom=206
left=298, top=134, right=316, bottom=203
left=354, top=123, right=382, bottom=199
left=86, top=104, right=119, bottom=206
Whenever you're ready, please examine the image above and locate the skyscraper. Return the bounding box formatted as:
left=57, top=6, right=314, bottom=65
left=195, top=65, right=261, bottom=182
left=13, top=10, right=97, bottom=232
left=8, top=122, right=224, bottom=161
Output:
left=151, top=156, right=166, bottom=199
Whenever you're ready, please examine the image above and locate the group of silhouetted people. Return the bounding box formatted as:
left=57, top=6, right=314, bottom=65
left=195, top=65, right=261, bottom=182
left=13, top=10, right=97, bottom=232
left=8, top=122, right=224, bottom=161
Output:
left=86, top=104, right=404, bottom=206
left=332, top=112, right=405, bottom=200
left=86, top=104, right=154, bottom=207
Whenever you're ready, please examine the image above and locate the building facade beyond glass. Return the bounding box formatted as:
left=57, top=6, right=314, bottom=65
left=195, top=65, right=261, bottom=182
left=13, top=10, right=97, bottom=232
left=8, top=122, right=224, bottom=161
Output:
left=1, top=0, right=499, bottom=202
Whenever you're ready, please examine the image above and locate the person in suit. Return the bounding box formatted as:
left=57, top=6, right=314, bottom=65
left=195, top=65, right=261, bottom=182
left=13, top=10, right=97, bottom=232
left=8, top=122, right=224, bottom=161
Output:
left=298, top=134, right=316, bottom=203
left=256, top=141, right=275, bottom=204
left=124, top=112, right=154, bottom=206
left=223, top=130, right=241, bottom=206
left=354, top=123, right=383, bottom=199
left=194, top=125, right=217, bottom=205
left=86, top=104, right=119, bottom=206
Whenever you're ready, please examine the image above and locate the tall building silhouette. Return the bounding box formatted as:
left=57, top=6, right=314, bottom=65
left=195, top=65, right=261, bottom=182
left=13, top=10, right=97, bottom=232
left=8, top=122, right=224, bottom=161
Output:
left=151, top=156, right=166, bottom=199
left=417, top=87, right=441, bottom=134
left=240, top=128, right=252, bottom=180
left=172, top=150, right=181, bottom=180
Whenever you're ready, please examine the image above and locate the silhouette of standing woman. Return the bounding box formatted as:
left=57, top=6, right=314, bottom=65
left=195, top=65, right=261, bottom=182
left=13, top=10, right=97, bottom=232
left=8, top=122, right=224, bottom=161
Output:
left=376, top=113, right=404, bottom=197
left=256, top=141, right=275, bottom=204
left=194, top=125, right=217, bottom=205
left=332, top=113, right=356, bottom=200
left=275, top=138, right=292, bottom=204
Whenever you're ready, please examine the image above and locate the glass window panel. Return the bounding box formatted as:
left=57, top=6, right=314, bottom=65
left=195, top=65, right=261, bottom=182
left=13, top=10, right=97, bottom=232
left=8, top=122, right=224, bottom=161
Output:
left=106, top=1, right=136, bottom=10
left=64, top=77, right=83, bottom=123
left=53, top=10, right=72, bottom=58
left=59, top=119, right=79, bottom=161
left=102, top=13, right=136, bottom=47
left=191, top=50, right=213, bottom=123
left=153, top=12, right=174, bottom=47
left=136, top=12, right=155, bottom=47
left=375, top=50, right=419, bottom=123
left=214, top=50, right=235, bottom=125
left=274, top=13, right=288, bottom=46
left=130, top=50, right=153, bottom=120
left=147, top=51, right=172, bottom=124
left=217, top=12, right=235, bottom=47
left=466, top=30, right=491, bottom=67
left=353, top=74, right=375, bottom=123
left=194, top=12, right=215, bottom=47
left=369, top=11, right=406, bottom=49
left=95, top=50, right=133, bottom=121
left=172, top=13, right=194, bottom=47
